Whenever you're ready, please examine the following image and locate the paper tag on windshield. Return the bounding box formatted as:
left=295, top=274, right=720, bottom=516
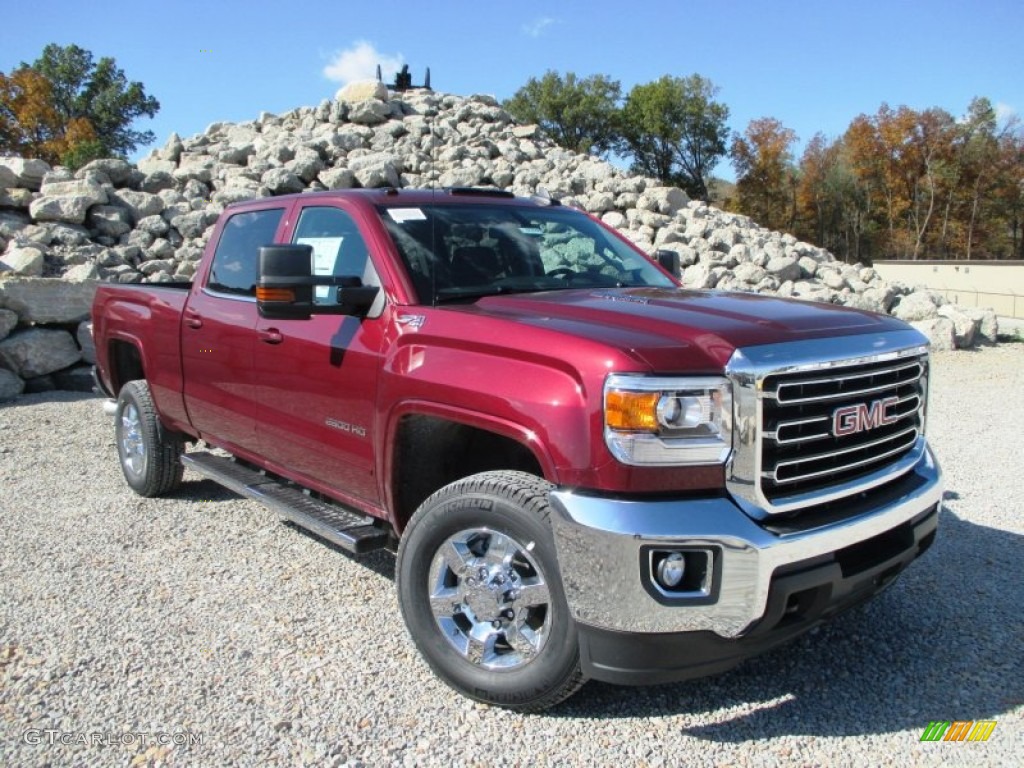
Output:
left=387, top=208, right=427, bottom=223
left=296, top=236, right=343, bottom=299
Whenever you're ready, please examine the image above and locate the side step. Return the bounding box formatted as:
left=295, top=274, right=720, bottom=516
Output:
left=181, top=452, right=390, bottom=554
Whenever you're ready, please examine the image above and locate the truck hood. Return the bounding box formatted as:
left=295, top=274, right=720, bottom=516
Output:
left=457, top=287, right=911, bottom=372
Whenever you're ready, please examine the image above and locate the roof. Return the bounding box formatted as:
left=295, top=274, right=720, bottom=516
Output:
left=224, top=187, right=560, bottom=211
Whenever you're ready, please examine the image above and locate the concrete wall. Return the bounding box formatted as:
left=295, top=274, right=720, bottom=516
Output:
left=872, top=261, right=1024, bottom=319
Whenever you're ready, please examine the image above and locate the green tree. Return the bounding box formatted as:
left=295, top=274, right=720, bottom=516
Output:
left=504, top=71, right=621, bottom=155
left=618, top=74, right=729, bottom=200
left=25, top=43, right=159, bottom=160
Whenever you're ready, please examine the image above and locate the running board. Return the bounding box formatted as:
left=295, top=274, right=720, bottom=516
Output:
left=181, top=452, right=390, bottom=554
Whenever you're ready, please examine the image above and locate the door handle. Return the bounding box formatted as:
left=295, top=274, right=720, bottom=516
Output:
left=184, top=310, right=203, bottom=329
left=258, top=328, right=284, bottom=345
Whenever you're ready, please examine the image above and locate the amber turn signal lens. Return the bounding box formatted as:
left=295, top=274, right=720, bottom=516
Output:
left=606, top=390, right=659, bottom=432
left=256, top=287, right=295, bottom=302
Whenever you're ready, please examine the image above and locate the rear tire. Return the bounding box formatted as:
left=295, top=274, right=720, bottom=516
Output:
left=397, top=471, right=585, bottom=711
left=115, top=379, right=184, bottom=497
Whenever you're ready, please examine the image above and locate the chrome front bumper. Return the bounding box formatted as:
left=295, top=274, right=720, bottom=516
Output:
left=548, top=444, right=942, bottom=638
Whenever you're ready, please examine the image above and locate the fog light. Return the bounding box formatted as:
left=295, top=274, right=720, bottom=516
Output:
left=656, top=552, right=686, bottom=588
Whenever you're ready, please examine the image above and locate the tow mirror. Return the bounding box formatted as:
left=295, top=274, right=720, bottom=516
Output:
left=257, top=244, right=381, bottom=320
left=655, top=249, right=682, bottom=279
left=257, top=245, right=315, bottom=320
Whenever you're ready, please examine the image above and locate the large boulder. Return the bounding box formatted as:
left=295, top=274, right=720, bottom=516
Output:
left=0, top=277, right=98, bottom=323
left=0, top=368, right=25, bottom=400
left=107, top=189, right=165, bottom=223
left=937, top=305, right=979, bottom=349
left=260, top=168, right=304, bottom=195
left=137, top=157, right=177, bottom=176
left=765, top=256, right=802, bottom=283
left=75, top=319, right=96, bottom=364
left=335, top=80, right=388, bottom=103
left=28, top=179, right=108, bottom=224
left=636, top=186, right=688, bottom=216
left=0, top=327, right=82, bottom=378
left=0, top=245, right=46, bottom=277
left=287, top=147, right=325, bottom=183
left=910, top=317, right=956, bottom=352
left=0, top=157, right=51, bottom=190
left=892, top=290, right=940, bottom=322
left=87, top=205, right=133, bottom=237
left=318, top=167, right=356, bottom=189
left=963, top=308, right=999, bottom=344
left=347, top=152, right=401, bottom=187
left=0, top=188, right=35, bottom=209
left=54, top=364, right=95, bottom=392
left=0, top=307, right=18, bottom=340
left=79, top=158, right=136, bottom=187
left=348, top=99, right=391, bottom=126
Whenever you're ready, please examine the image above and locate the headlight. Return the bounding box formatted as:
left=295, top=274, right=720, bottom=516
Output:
left=604, top=374, right=732, bottom=466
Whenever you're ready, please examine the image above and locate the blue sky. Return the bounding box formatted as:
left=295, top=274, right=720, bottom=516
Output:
left=2, top=0, right=1021, bottom=180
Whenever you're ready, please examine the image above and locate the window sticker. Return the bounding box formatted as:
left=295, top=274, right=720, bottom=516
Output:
left=387, top=207, right=428, bottom=223
left=296, top=236, right=344, bottom=299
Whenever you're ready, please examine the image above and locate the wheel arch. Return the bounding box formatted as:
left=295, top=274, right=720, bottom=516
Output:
left=106, top=336, right=146, bottom=395
left=384, top=402, right=559, bottom=534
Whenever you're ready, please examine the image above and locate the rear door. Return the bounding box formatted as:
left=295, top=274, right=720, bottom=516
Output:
left=182, top=205, right=288, bottom=455
left=251, top=201, right=386, bottom=505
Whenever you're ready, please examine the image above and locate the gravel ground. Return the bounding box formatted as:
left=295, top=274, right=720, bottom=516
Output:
left=1, top=344, right=1022, bottom=767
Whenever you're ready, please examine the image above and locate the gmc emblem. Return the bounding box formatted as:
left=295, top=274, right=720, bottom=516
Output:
left=832, top=396, right=899, bottom=437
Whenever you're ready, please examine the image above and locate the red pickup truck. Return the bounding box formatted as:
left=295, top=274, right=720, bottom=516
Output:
left=92, top=188, right=943, bottom=711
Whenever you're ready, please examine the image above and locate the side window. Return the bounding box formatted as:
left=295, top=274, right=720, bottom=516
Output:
left=292, top=206, right=373, bottom=303
left=208, top=208, right=285, bottom=296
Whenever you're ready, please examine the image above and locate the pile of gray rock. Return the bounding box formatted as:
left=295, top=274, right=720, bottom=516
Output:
left=0, top=277, right=95, bottom=399
left=0, top=86, right=999, bottom=398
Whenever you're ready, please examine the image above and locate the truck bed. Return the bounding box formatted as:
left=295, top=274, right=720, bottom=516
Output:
left=92, top=281, right=194, bottom=433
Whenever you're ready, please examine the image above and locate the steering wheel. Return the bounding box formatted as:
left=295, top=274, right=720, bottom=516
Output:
left=546, top=267, right=576, bottom=280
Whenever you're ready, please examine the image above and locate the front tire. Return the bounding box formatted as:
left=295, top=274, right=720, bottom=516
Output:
left=397, top=471, right=585, bottom=711
left=115, top=379, right=184, bottom=497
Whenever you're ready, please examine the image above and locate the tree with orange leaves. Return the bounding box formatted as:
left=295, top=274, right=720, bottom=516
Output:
left=1, top=43, right=158, bottom=168
left=0, top=67, right=98, bottom=165
left=730, top=117, right=798, bottom=232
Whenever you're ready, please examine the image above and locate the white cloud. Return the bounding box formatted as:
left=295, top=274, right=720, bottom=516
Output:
left=323, top=41, right=404, bottom=85
left=522, top=16, right=557, bottom=38
left=995, top=102, right=1017, bottom=124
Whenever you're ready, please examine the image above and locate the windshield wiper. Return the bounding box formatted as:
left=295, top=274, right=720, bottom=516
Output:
left=434, top=285, right=547, bottom=304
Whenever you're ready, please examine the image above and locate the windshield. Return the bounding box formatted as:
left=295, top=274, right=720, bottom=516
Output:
left=377, top=203, right=674, bottom=304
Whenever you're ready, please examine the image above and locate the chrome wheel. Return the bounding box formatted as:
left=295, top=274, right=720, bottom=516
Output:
left=113, top=380, right=184, bottom=497
left=428, top=528, right=552, bottom=670
left=120, top=403, right=146, bottom=476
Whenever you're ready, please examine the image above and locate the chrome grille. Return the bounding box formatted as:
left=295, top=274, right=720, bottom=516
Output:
left=725, top=332, right=932, bottom=516
left=760, top=355, right=926, bottom=503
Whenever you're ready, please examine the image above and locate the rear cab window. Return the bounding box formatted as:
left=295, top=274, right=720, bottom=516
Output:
left=207, top=207, right=286, bottom=296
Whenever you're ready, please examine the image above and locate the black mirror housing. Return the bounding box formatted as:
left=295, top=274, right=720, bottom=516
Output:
left=655, top=249, right=682, bottom=279
left=258, top=245, right=315, bottom=319
left=257, top=244, right=381, bottom=320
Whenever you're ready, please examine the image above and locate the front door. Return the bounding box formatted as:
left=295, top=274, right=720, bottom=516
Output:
left=252, top=203, right=385, bottom=506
